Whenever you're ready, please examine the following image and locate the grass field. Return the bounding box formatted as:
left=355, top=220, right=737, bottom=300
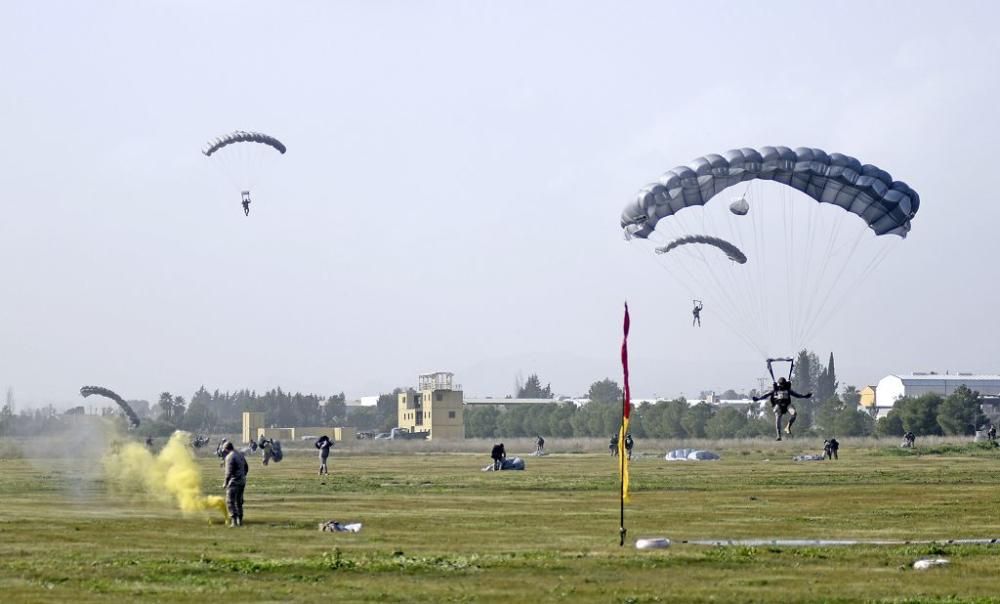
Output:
left=2, top=436, right=1000, bottom=603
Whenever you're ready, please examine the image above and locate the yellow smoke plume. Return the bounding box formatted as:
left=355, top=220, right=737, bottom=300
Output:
left=104, top=431, right=227, bottom=519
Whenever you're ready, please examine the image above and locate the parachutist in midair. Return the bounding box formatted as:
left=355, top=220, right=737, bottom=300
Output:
left=754, top=377, right=812, bottom=440
left=241, top=191, right=251, bottom=216
left=692, top=300, right=703, bottom=327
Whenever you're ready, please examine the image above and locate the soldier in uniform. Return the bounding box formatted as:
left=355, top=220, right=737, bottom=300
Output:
left=222, top=441, right=249, bottom=527
left=315, top=435, right=333, bottom=475
left=490, top=442, right=506, bottom=471
left=823, top=438, right=840, bottom=460
left=754, top=377, right=812, bottom=440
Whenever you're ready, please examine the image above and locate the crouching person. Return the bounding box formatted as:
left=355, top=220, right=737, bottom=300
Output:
left=222, top=441, right=249, bottom=527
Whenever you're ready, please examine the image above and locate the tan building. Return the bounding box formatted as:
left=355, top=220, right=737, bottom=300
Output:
left=242, top=412, right=265, bottom=443
left=397, top=371, right=465, bottom=440
left=859, top=386, right=877, bottom=409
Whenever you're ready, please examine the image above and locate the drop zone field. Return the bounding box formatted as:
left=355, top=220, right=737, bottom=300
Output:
left=2, top=437, right=1000, bottom=603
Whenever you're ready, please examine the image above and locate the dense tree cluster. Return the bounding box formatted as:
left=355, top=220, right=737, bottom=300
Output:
left=875, top=385, right=987, bottom=437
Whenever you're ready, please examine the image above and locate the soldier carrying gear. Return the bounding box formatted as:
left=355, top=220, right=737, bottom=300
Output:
left=315, top=435, right=333, bottom=475
left=823, top=438, right=840, bottom=460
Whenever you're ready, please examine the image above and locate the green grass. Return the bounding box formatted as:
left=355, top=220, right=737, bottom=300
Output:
left=2, top=437, right=1000, bottom=602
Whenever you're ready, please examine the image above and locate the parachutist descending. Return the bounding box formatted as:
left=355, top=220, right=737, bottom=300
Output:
left=755, top=377, right=812, bottom=440
left=241, top=191, right=251, bottom=216
left=753, top=358, right=812, bottom=440
left=692, top=300, right=703, bottom=327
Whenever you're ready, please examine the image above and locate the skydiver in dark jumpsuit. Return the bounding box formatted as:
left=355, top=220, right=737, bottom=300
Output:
left=692, top=301, right=703, bottom=327
left=754, top=377, right=812, bottom=440
left=241, top=191, right=251, bottom=216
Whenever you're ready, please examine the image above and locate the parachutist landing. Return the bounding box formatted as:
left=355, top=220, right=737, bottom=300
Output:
left=241, top=191, right=251, bottom=216
left=692, top=300, right=703, bottom=327
left=754, top=377, right=812, bottom=440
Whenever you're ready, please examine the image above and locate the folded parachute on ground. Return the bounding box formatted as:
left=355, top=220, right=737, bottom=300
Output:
left=655, top=234, right=747, bottom=264
left=80, top=385, right=141, bottom=429
left=665, top=448, right=720, bottom=461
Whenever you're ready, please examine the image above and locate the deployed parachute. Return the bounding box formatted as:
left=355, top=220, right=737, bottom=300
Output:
left=80, top=386, right=141, bottom=429
left=202, top=131, right=287, bottom=157
left=655, top=235, right=747, bottom=264
left=621, top=146, right=920, bottom=356
left=203, top=130, right=286, bottom=211
left=622, top=146, right=918, bottom=239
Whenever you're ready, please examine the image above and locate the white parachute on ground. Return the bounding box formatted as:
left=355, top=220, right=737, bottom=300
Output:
left=621, top=146, right=920, bottom=357
left=636, top=538, right=671, bottom=549
left=793, top=454, right=826, bottom=462
left=665, top=448, right=720, bottom=461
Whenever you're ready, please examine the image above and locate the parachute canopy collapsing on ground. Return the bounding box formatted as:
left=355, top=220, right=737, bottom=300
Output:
left=80, top=385, right=141, bottom=429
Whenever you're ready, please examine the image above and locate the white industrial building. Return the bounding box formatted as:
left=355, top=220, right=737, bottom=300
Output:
left=869, top=373, right=1000, bottom=418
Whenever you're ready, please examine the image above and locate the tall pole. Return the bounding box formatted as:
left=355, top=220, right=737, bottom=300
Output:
left=619, top=412, right=626, bottom=546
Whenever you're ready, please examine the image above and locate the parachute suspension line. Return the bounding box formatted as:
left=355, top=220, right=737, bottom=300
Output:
left=793, top=202, right=848, bottom=347
left=780, top=187, right=795, bottom=352
left=786, top=187, right=822, bottom=348
left=800, top=239, right=896, bottom=346
left=749, top=181, right=772, bottom=352
left=709, top=197, right=769, bottom=348
left=794, top=225, right=869, bottom=346
left=645, top=229, right=763, bottom=354
left=638, top=239, right=767, bottom=358
left=793, top=185, right=823, bottom=348
left=665, top=209, right=761, bottom=345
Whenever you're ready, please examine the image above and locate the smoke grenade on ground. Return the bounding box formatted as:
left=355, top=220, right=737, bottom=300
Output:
left=104, top=431, right=227, bottom=519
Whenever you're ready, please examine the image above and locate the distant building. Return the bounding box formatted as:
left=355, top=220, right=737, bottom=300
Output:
left=872, top=373, right=1000, bottom=419
left=858, top=386, right=879, bottom=416
left=397, top=372, right=465, bottom=440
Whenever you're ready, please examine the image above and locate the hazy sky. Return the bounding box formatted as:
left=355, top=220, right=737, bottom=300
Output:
left=2, top=1, right=999, bottom=408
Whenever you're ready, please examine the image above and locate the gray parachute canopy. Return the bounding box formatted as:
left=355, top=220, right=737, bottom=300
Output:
left=621, top=146, right=919, bottom=238
left=80, top=385, right=141, bottom=429
left=655, top=234, right=747, bottom=264
left=202, top=130, right=287, bottom=156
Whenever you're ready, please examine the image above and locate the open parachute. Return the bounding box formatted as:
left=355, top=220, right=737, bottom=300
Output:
left=655, top=235, right=746, bottom=264
left=203, top=130, right=286, bottom=209
left=202, top=131, right=287, bottom=157
left=80, top=385, right=141, bottom=429
left=621, top=146, right=919, bottom=356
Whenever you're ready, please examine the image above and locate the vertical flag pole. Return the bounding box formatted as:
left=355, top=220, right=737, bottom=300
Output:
left=619, top=302, right=631, bottom=546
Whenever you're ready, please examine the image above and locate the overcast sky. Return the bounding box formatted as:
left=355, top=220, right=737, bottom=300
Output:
left=2, top=1, right=998, bottom=408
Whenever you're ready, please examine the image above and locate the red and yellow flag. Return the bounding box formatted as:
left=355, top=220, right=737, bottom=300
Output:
left=618, top=303, right=631, bottom=502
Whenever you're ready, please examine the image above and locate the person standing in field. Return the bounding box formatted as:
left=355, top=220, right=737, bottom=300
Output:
left=535, top=435, right=545, bottom=455
left=315, top=435, right=333, bottom=475
left=259, top=436, right=274, bottom=465
left=222, top=441, right=249, bottom=527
